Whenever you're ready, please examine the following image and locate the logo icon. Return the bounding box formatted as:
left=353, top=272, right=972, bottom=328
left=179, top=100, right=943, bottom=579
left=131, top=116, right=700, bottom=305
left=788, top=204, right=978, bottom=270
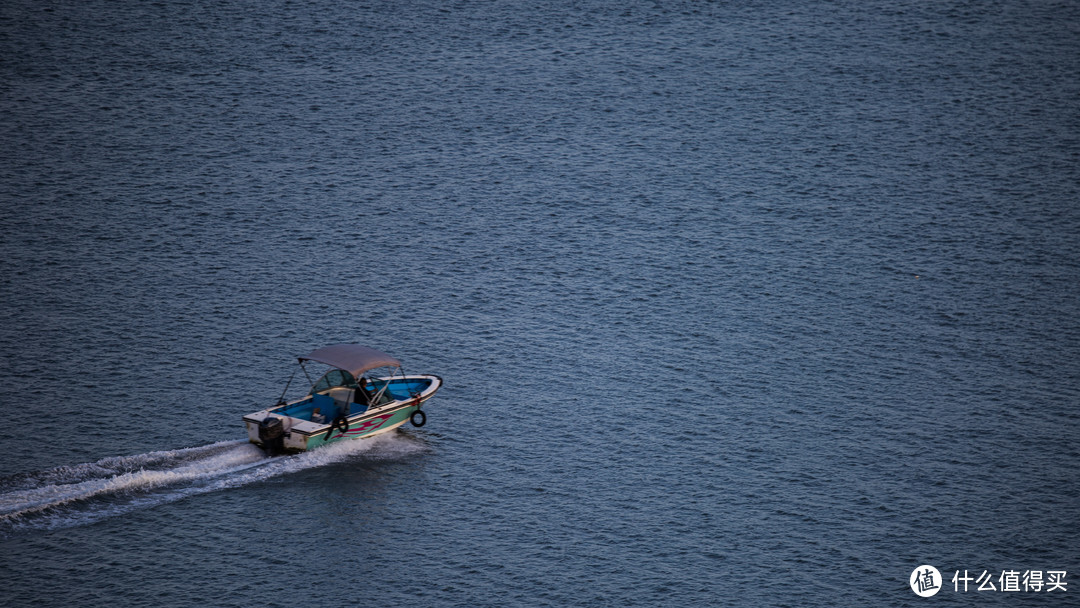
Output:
left=911, top=565, right=942, bottom=597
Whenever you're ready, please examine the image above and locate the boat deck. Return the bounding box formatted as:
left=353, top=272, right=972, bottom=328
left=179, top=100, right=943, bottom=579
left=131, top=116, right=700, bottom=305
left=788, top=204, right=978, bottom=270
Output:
left=273, top=377, right=431, bottom=423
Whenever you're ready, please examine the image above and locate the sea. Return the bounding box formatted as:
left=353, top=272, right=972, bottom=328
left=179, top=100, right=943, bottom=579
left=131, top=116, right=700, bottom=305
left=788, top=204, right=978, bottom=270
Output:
left=1, top=0, right=1078, bottom=606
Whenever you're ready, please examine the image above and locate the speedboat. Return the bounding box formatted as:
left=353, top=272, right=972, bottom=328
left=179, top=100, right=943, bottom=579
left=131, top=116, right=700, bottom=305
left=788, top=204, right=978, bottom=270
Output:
left=243, top=344, right=442, bottom=454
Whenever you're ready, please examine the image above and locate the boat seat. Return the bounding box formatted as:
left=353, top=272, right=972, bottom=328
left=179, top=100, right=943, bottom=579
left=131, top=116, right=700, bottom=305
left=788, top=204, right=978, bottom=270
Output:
left=328, top=386, right=352, bottom=407
left=308, top=393, right=338, bottom=419
left=325, top=387, right=362, bottom=416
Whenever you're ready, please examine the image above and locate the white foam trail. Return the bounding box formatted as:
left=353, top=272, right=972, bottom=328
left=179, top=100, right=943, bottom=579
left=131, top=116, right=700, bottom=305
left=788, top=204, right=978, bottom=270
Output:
left=0, top=440, right=253, bottom=493
left=0, top=442, right=268, bottom=519
left=0, top=433, right=426, bottom=534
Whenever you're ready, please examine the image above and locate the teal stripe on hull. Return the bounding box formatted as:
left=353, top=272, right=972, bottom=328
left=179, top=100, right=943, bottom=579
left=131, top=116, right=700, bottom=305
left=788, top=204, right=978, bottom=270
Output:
left=305, top=404, right=419, bottom=450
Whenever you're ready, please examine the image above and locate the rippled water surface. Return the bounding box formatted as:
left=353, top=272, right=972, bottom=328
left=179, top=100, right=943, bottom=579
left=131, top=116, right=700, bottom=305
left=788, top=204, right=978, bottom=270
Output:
left=1, top=0, right=1078, bottom=605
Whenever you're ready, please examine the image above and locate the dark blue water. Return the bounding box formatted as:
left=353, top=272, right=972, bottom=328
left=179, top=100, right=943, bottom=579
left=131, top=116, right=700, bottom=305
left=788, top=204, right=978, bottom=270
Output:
left=2, top=0, right=1078, bottom=605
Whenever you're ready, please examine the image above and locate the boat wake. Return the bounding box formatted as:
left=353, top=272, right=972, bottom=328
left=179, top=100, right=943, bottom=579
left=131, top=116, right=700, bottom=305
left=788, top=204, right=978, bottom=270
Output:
left=0, top=434, right=423, bottom=536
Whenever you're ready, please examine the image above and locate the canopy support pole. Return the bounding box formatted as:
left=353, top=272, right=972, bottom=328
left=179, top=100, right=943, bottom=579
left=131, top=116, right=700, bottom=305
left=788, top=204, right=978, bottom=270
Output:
left=275, top=367, right=299, bottom=405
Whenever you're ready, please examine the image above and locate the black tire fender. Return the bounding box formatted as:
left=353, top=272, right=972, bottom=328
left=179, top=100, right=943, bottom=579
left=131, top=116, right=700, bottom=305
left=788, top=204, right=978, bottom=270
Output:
left=326, top=415, right=349, bottom=440
left=410, top=409, right=426, bottom=427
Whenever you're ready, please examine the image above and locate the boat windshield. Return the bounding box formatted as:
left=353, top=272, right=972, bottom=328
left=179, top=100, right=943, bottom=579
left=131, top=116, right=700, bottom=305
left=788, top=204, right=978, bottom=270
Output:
left=308, top=368, right=358, bottom=395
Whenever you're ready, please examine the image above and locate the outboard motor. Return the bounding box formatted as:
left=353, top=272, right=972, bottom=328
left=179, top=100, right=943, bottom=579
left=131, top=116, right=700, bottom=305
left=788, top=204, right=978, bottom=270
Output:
left=258, top=415, right=286, bottom=456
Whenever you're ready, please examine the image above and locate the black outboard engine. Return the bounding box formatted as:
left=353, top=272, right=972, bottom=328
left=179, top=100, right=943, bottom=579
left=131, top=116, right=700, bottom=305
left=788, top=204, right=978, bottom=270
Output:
left=258, top=416, right=286, bottom=456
